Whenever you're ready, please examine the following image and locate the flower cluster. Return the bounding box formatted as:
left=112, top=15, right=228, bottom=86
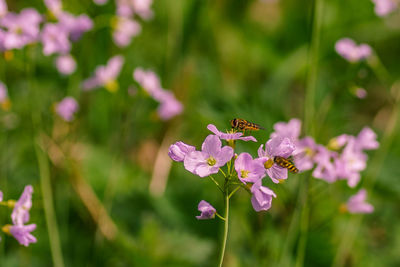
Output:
left=108, top=0, right=153, bottom=47
left=169, top=123, right=297, bottom=216
left=372, top=0, right=397, bottom=17
left=134, top=68, right=183, bottom=120
left=335, top=38, right=372, bottom=63
left=0, top=185, right=37, bottom=246
left=169, top=120, right=378, bottom=219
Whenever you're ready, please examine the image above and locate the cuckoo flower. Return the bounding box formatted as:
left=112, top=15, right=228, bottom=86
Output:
left=270, top=118, right=301, bottom=141
left=196, top=200, right=216, bottom=220
left=157, top=91, right=183, bottom=120
left=131, top=0, right=154, bottom=20
left=235, top=152, right=265, bottom=184
left=312, top=145, right=337, bottom=183
left=184, top=135, right=234, bottom=177
left=11, top=185, right=33, bottom=226
left=1, top=8, right=42, bottom=50
left=257, top=136, right=296, bottom=183
left=0, top=0, right=7, bottom=17
left=346, top=189, right=374, bottom=214
left=335, top=38, right=372, bottom=63
left=112, top=16, right=141, bottom=47
left=41, top=23, right=71, bottom=55
left=355, top=88, right=367, bottom=99
left=56, top=97, right=79, bottom=122
left=82, top=55, right=124, bottom=92
left=0, top=81, right=8, bottom=103
left=355, top=127, right=379, bottom=151
left=0, top=190, right=3, bottom=202
left=44, top=0, right=62, bottom=17
left=168, top=141, right=196, bottom=162
left=250, top=180, right=276, bottom=212
left=8, top=224, right=37, bottom=246
left=133, top=68, right=162, bottom=96
left=335, top=138, right=367, bottom=187
left=293, top=136, right=318, bottom=171
left=372, top=0, right=397, bottom=17
left=207, top=124, right=257, bottom=142
left=55, top=54, right=76, bottom=75
left=58, top=12, right=93, bottom=41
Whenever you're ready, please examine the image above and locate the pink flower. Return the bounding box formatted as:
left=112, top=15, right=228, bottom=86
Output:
left=56, top=97, right=79, bottom=121
left=1, top=8, right=42, bottom=49
left=41, top=23, right=71, bottom=56
left=184, top=135, right=234, bottom=177
left=0, top=190, right=3, bottom=202
left=112, top=17, right=141, bottom=47
left=131, top=0, right=154, bottom=20
left=372, top=0, right=397, bottom=17
left=207, top=124, right=257, bottom=142
left=168, top=141, right=196, bottom=162
left=293, top=137, right=317, bottom=171
left=347, top=189, right=374, bottom=214
left=55, top=54, right=76, bottom=75
left=11, top=185, right=33, bottom=226
left=196, top=200, right=216, bottom=220
left=250, top=180, right=276, bottom=212
left=312, top=145, right=337, bottom=183
left=133, top=68, right=183, bottom=120
left=355, top=88, right=367, bottom=99
left=257, top=136, right=296, bottom=183
left=9, top=224, right=37, bottom=247
left=235, top=152, right=266, bottom=184
left=335, top=38, right=372, bottom=63
left=58, top=12, right=93, bottom=41
left=355, top=127, right=379, bottom=151
left=44, top=0, right=62, bottom=17
left=94, top=0, right=108, bottom=5
left=82, top=55, right=124, bottom=91
left=0, top=0, right=7, bottom=17
left=270, top=118, right=302, bottom=141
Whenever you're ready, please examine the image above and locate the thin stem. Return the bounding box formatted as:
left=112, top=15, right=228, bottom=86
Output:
left=219, top=168, right=227, bottom=178
left=228, top=186, right=240, bottom=199
left=34, top=138, right=65, bottom=267
left=209, top=175, right=224, bottom=193
left=215, top=212, right=226, bottom=221
left=218, top=191, right=229, bottom=267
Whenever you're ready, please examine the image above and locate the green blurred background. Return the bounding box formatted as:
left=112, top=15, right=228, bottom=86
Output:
left=1, top=0, right=400, bottom=266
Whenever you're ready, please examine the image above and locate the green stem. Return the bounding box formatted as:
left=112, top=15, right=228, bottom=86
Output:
left=34, top=137, right=65, bottom=267
left=228, top=186, right=240, bottom=199
left=218, top=192, right=229, bottom=267
left=209, top=175, right=224, bottom=193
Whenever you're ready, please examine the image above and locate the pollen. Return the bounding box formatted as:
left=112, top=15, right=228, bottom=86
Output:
left=207, top=156, right=217, bottom=166
left=241, top=170, right=250, bottom=178
left=264, top=159, right=274, bottom=169
left=105, top=80, right=119, bottom=93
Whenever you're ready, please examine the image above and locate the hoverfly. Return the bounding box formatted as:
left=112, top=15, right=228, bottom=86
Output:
left=273, top=156, right=299, bottom=173
left=230, top=118, right=264, bottom=132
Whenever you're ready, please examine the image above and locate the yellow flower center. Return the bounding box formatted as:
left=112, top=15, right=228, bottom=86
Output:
left=241, top=170, right=250, bottom=178
left=105, top=80, right=119, bottom=93
left=1, top=224, right=11, bottom=235
left=207, top=156, right=216, bottom=166
left=264, top=159, right=274, bottom=169
left=327, top=138, right=340, bottom=150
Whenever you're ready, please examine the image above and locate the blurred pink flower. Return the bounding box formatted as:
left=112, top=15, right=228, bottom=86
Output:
left=355, top=127, right=379, bottom=151
left=270, top=118, right=301, bottom=141
left=235, top=152, right=266, bottom=184
left=56, top=97, right=79, bottom=121
left=207, top=124, right=257, bottom=142
left=112, top=16, right=141, bottom=47
left=335, top=38, right=372, bottom=62
left=82, top=55, right=124, bottom=91
left=1, top=8, right=42, bottom=49
left=41, top=23, right=71, bottom=55
left=293, top=136, right=317, bottom=171
left=257, top=136, right=296, bottom=183
left=312, top=145, right=337, bottom=183
left=133, top=68, right=183, bottom=120
left=250, top=180, right=276, bottom=212
left=184, top=135, right=234, bottom=177
left=131, top=0, right=154, bottom=20
left=168, top=141, right=196, bottom=162
left=196, top=200, right=216, bottom=220
left=11, top=185, right=33, bottom=226
left=9, top=224, right=37, bottom=247
left=372, top=0, right=397, bottom=17
left=58, top=12, right=93, bottom=41
left=0, top=190, right=3, bottom=202
left=55, top=54, right=76, bottom=75
left=44, top=0, right=62, bottom=16
left=0, top=0, right=7, bottom=17
left=347, top=189, right=374, bottom=214
left=355, top=88, right=367, bottom=99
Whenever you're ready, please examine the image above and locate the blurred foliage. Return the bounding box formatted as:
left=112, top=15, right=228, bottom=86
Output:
left=1, top=0, right=400, bottom=266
